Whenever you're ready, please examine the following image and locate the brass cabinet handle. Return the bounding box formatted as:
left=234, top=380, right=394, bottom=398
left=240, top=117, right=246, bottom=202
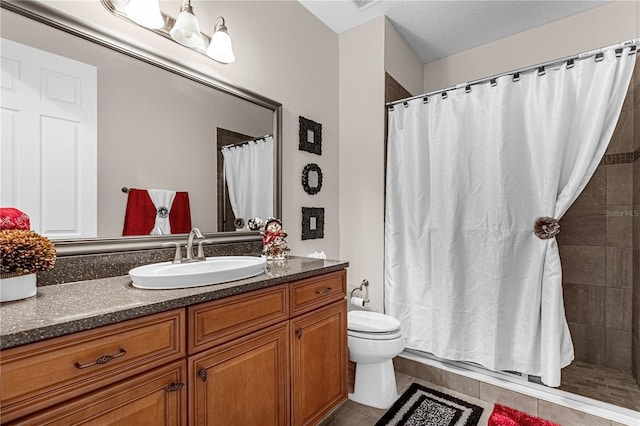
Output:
left=74, top=348, right=127, bottom=369
left=295, top=328, right=303, bottom=339
left=315, top=287, right=332, bottom=295
left=166, top=382, right=184, bottom=392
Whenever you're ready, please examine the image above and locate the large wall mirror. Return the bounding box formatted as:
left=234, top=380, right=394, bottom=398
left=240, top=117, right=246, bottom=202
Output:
left=0, top=1, right=282, bottom=255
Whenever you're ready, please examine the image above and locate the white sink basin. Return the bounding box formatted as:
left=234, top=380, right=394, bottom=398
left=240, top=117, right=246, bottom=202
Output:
left=129, top=256, right=267, bottom=289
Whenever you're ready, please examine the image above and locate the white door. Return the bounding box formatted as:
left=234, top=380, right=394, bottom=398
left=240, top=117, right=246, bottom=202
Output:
left=1, top=38, right=97, bottom=239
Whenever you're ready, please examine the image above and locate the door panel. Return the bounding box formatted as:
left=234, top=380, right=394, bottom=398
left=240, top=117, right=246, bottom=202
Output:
left=291, top=300, right=347, bottom=426
left=190, top=323, right=289, bottom=426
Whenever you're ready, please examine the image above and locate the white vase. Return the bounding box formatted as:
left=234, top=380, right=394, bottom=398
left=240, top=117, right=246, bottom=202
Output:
left=0, top=273, right=37, bottom=302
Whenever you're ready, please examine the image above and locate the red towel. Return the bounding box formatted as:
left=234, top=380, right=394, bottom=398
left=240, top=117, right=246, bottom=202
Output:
left=0, top=207, right=31, bottom=230
left=169, top=192, right=192, bottom=234
left=489, top=404, right=559, bottom=426
left=122, top=189, right=192, bottom=236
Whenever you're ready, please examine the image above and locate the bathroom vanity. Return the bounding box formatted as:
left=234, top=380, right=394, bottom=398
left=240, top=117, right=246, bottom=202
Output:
left=0, top=259, right=348, bottom=425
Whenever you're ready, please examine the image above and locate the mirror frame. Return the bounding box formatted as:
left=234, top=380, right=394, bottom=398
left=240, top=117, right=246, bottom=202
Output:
left=0, top=0, right=282, bottom=256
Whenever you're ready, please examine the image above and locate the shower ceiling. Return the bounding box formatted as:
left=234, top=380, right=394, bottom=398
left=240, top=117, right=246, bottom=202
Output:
left=298, top=0, right=609, bottom=64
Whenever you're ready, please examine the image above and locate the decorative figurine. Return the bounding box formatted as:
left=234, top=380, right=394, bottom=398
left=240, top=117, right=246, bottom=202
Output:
left=261, top=218, right=290, bottom=260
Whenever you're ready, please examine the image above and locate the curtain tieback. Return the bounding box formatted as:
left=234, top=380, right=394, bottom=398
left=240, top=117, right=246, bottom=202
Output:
left=534, top=217, right=560, bottom=239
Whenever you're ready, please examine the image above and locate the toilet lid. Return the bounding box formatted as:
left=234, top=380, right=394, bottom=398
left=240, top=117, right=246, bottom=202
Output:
left=348, top=310, right=401, bottom=333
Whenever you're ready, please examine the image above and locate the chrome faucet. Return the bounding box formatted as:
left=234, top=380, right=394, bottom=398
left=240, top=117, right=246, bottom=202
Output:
left=185, top=228, right=205, bottom=262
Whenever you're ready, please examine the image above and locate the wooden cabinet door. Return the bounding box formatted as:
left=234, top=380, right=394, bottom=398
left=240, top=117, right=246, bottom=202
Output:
left=189, top=322, right=289, bottom=426
left=290, top=300, right=347, bottom=426
left=12, top=361, right=186, bottom=426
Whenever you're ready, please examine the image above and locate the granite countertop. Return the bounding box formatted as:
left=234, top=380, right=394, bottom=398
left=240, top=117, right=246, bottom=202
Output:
left=0, top=256, right=348, bottom=350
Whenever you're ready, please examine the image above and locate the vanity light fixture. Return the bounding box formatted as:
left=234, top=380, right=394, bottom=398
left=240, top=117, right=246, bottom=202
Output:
left=123, top=0, right=164, bottom=29
left=206, top=17, right=235, bottom=64
left=105, top=0, right=235, bottom=64
left=170, top=0, right=205, bottom=49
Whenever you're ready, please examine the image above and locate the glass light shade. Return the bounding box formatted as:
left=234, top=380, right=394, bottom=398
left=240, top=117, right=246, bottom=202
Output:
left=170, top=10, right=205, bottom=49
left=123, top=0, right=164, bottom=29
left=206, top=30, right=235, bottom=64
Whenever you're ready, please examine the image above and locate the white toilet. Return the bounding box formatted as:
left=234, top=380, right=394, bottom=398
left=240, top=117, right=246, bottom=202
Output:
left=347, top=310, right=405, bottom=409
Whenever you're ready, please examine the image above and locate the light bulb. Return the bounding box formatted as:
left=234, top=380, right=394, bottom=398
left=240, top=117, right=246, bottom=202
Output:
left=170, top=2, right=205, bottom=49
left=206, top=19, right=235, bottom=64
left=123, top=0, right=164, bottom=30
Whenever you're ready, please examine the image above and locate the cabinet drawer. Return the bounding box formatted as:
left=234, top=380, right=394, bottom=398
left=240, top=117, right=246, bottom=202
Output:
left=0, top=309, right=185, bottom=423
left=188, top=284, right=288, bottom=354
left=290, top=271, right=346, bottom=317
left=10, top=361, right=187, bottom=426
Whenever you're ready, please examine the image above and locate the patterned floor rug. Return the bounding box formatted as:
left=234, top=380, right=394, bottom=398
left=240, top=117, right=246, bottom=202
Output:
left=375, top=383, right=484, bottom=426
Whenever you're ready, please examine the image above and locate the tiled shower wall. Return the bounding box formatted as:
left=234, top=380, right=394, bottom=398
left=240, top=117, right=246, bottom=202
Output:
left=558, top=55, right=638, bottom=380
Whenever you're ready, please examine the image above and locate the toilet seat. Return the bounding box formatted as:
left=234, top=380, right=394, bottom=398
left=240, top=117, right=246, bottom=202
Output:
left=348, top=329, right=403, bottom=340
left=348, top=311, right=402, bottom=340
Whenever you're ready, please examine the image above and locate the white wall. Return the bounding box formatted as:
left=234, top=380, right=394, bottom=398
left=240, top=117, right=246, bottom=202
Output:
left=337, top=16, right=422, bottom=311
left=423, top=1, right=640, bottom=92
left=34, top=0, right=340, bottom=257
left=338, top=17, right=386, bottom=311
left=384, top=19, right=423, bottom=96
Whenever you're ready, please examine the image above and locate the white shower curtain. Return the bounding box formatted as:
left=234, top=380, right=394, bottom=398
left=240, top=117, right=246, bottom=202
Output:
left=385, top=47, right=635, bottom=386
left=221, top=136, right=274, bottom=226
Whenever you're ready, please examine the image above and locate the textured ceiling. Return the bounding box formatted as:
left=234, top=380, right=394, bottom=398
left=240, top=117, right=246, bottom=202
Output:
left=298, top=0, right=608, bottom=64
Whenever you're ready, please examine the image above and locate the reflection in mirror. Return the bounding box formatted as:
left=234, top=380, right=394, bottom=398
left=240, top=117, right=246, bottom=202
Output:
left=0, top=2, right=281, bottom=250
left=221, top=136, right=274, bottom=232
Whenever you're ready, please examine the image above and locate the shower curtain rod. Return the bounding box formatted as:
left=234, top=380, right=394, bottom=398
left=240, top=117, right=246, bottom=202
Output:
left=387, top=38, right=640, bottom=108
left=220, top=134, right=272, bottom=150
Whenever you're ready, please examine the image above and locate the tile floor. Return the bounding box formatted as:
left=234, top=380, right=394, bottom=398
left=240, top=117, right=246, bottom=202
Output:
left=326, top=360, right=638, bottom=425
left=325, top=372, right=494, bottom=426
left=559, top=361, right=640, bottom=412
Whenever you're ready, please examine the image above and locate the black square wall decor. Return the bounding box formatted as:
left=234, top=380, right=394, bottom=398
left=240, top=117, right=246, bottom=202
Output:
left=299, top=116, right=322, bottom=155
left=301, top=207, right=324, bottom=240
